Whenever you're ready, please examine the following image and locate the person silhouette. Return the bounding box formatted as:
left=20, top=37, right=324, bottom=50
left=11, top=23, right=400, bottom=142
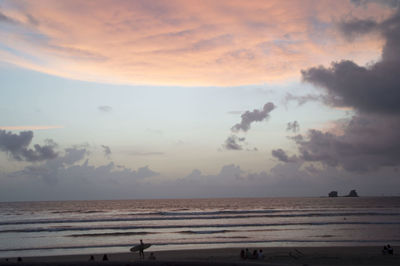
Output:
left=387, top=244, right=394, bottom=255
left=139, top=239, right=145, bottom=259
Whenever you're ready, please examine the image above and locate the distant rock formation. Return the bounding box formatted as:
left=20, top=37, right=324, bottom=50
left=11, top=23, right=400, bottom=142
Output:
left=345, top=189, right=359, bottom=197
left=328, top=191, right=338, bottom=197
left=327, top=190, right=359, bottom=197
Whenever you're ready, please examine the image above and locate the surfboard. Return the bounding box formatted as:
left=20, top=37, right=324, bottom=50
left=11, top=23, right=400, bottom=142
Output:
left=130, top=243, right=152, bottom=252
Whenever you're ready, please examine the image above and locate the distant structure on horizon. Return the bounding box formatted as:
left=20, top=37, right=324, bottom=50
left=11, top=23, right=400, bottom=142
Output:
left=345, top=189, right=359, bottom=197
left=328, top=191, right=338, bottom=197
left=328, top=190, right=359, bottom=197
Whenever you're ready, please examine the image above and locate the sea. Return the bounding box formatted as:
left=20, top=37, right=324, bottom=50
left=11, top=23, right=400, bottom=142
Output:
left=0, top=197, right=400, bottom=258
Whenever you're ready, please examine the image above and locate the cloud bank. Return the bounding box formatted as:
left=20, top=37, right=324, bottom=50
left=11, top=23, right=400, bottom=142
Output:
left=19, top=146, right=159, bottom=185
left=3, top=161, right=399, bottom=201
left=280, top=9, right=400, bottom=173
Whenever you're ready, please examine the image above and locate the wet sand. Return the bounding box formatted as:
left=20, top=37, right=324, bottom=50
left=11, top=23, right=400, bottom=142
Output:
left=0, top=246, right=398, bottom=266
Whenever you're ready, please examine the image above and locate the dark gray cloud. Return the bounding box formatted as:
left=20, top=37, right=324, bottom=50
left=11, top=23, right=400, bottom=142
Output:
left=278, top=10, right=400, bottom=173
left=286, top=121, right=300, bottom=133
left=224, top=102, right=275, bottom=151
left=0, top=130, right=32, bottom=154
left=339, top=18, right=378, bottom=40
left=101, top=145, right=111, bottom=158
left=0, top=130, right=58, bottom=162
left=21, top=144, right=58, bottom=162
left=301, top=59, right=400, bottom=114
left=293, top=115, right=400, bottom=172
left=23, top=146, right=89, bottom=184
left=224, top=135, right=245, bottom=150
left=271, top=149, right=298, bottom=163
left=302, top=10, right=400, bottom=114
left=231, top=102, right=275, bottom=132
left=98, top=105, right=112, bottom=112
left=272, top=149, right=289, bottom=162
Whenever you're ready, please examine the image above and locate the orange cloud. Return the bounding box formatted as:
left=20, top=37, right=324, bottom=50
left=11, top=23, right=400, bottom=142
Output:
left=0, top=0, right=394, bottom=86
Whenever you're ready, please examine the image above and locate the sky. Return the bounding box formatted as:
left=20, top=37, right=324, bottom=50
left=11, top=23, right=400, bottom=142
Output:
left=1, top=0, right=400, bottom=201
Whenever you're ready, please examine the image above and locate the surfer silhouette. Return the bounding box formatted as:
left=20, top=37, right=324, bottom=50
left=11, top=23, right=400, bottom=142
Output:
left=130, top=239, right=151, bottom=257
left=139, top=239, right=145, bottom=259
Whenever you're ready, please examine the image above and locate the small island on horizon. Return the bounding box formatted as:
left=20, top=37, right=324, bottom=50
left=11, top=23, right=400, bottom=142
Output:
left=329, top=189, right=359, bottom=197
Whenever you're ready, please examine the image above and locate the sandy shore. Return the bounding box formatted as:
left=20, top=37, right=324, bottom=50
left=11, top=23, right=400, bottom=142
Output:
left=0, top=246, right=398, bottom=266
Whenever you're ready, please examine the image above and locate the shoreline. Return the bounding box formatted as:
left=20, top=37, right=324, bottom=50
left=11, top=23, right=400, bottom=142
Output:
left=0, top=246, right=398, bottom=266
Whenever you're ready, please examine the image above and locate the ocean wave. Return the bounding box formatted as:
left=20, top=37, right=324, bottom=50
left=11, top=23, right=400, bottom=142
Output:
left=51, top=210, right=105, bottom=214
left=1, top=221, right=400, bottom=234
left=179, top=230, right=232, bottom=234
left=315, top=234, right=335, bottom=238
left=158, top=210, right=279, bottom=216
left=1, top=211, right=398, bottom=226
left=69, top=231, right=156, bottom=237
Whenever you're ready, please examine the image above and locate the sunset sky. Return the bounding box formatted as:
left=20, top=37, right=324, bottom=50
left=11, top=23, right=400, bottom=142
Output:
left=1, top=0, right=400, bottom=201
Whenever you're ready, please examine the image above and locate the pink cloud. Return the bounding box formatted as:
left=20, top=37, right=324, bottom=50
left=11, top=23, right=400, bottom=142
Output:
left=0, top=0, right=394, bottom=86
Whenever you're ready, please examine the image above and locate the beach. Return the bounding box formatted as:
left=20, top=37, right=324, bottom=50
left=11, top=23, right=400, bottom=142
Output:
left=2, top=197, right=400, bottom=259
left=0, top=246, right=398, bottom=266
left=1, top=198, right=399, bottom=264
